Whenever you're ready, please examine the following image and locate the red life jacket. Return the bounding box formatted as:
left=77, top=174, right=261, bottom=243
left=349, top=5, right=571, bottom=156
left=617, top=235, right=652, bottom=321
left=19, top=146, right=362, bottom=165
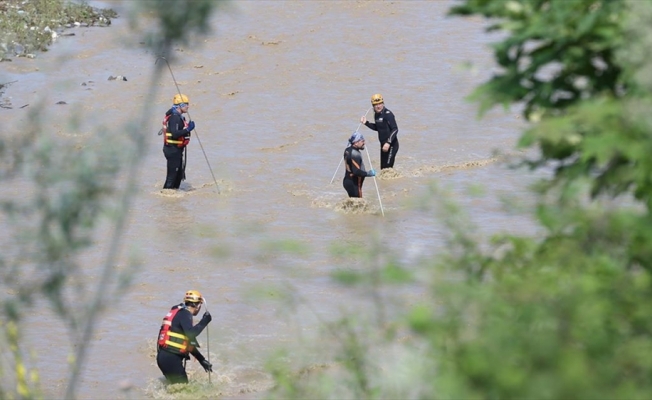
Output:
left=162, top=114, right=190, bottom=148
left=157, top=304, right=196, bottom=355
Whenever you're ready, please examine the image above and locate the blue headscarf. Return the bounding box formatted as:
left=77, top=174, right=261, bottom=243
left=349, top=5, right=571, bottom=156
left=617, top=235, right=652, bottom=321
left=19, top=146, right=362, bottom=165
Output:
left=171, top=104, right=187, bottom=114
left=349, top=131, right=364, bottom=144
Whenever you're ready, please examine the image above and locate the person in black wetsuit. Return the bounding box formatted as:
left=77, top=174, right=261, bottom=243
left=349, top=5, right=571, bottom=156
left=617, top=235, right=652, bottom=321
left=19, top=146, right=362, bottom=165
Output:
left=360, top=93, right=399, bottom=169
left=156, top=289, right=213, bottom=384
left=343, top=132, right=376, bottom=198
left=162, top=93, right=196, bottom=189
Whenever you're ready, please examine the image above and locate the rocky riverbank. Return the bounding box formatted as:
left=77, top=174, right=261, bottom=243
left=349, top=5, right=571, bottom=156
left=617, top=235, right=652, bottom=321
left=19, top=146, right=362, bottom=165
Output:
left=0, top=0, right=116, bottom=60
left=0, top=0, right=117, bottom=108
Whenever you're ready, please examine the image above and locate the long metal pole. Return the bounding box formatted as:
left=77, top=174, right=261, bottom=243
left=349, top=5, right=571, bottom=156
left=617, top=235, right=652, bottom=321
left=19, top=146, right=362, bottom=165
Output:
left=364, top=148, right=385, bottom=217
left=203, top=298, right=212, bottom=384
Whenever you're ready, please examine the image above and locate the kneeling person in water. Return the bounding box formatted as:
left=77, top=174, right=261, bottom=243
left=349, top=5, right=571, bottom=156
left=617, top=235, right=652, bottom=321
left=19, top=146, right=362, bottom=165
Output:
left=342, top=132, right=376, bottom=198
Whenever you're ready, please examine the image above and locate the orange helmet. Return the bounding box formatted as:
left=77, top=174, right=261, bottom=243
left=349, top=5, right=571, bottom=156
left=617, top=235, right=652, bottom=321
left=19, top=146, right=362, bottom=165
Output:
left=371, top=93, right=384, bottom=105
left=173, top=93, right=190, bottom=105
left=183, top=289, right=204, bottom=304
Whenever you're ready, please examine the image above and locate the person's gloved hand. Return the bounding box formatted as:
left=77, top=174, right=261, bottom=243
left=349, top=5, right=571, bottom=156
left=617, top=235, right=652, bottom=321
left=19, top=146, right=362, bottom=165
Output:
left=199, top=359, right=213, bottom=373
left=367, top=169, right=376, bottom=177
left=187, top=121, right=195, bottom=131
left=202, top=310, right=212, bottom=323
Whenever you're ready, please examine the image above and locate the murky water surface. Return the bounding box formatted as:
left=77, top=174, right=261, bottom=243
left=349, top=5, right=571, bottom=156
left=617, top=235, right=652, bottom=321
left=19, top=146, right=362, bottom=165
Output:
left=1, top=1, right=539, bottom=398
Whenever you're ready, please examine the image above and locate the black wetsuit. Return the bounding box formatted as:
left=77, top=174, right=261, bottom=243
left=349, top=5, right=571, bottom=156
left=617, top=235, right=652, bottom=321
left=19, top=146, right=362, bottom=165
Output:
left=162, top=109, right=191, bottom=189
left=343, top=145, right=373, bottom=198
left=364, top=107, right=399, bottom=169
left=156, top=304, right=210, bottom=384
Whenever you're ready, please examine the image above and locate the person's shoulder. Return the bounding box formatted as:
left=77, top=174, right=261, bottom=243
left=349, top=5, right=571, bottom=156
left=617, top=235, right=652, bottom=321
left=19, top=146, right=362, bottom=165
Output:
left=174, top=307, right=192, bottom=320
left=383, top=108, right=394, bottom=115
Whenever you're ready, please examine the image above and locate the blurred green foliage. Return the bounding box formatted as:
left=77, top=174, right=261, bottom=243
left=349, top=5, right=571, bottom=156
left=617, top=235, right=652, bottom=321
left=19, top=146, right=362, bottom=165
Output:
left=428, top=1, right=652, bottom=398
left=129, top=0, right=230, bottom=60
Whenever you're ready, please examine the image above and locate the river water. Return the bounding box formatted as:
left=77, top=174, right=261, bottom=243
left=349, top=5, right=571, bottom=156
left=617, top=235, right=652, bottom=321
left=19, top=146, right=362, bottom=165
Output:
left=1, top=1, right=539, bottom=398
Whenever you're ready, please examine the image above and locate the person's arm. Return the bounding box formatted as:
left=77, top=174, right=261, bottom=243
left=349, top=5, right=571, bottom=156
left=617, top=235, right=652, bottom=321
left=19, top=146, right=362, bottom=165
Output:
left=167, top=113, right=191, bottom=140
left=190, top=347, right=213, bottom=371
left=187, top=329, right=213, bottom=372
left=178, top=309, right=211, bottom=339
left=364, top=120, right=378, bottom=131
left=385, top=111, right=399, bottom=144
left=190, top=346, right=205, bottom=361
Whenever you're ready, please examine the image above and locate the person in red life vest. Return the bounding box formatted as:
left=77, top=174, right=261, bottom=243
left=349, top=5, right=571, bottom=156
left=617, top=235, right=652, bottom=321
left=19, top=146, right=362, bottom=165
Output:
left=342, top=132, right=376, bottom=198
left=156, top=289, right=212, bottom=384
left=162, top=93, right=196, bottom=189
left=360, top=93, right=399, bottom=170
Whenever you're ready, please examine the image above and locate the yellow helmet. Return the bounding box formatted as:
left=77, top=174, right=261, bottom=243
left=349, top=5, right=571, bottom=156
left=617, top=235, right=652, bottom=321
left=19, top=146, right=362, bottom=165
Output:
left=173, top=93, right=190, bottom=105
left=184, top=289, right=203, bottom=304
left=371, top=93, right=384, bottom=105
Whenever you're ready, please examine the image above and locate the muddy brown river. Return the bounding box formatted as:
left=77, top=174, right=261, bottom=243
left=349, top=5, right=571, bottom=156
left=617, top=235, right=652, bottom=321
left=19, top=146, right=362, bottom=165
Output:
left=1, top=1, right=539, bottom=398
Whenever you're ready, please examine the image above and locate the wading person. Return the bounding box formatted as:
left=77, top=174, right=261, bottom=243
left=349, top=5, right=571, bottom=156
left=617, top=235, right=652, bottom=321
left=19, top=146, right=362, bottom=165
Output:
left=360, top=93, right=399, bottom=169
left=343, top=132, right=376, bottom=198
left=162, top=94, right=195, bottom=189
left=156, top=290, right=213, bottom=384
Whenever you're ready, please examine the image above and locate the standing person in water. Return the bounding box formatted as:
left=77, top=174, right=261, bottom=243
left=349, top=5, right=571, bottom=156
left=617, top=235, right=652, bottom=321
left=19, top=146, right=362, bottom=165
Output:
left=342, top=132, right=376, bottom=198
left=360, top=93, right=399, bottom=170
left=156, top=290, right=213, bottom=384
left=162, top=93, right=195, bottom=189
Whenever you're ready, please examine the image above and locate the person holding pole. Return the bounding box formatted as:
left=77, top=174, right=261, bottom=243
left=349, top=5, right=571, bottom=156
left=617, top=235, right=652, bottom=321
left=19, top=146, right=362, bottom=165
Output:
left=156, top=289, right=213, bottom=384
left=343, top=132, right=376, bottom=198
left=162, top=93, right=196, bottom=189
left=360, top=93, right=399, bottom=170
